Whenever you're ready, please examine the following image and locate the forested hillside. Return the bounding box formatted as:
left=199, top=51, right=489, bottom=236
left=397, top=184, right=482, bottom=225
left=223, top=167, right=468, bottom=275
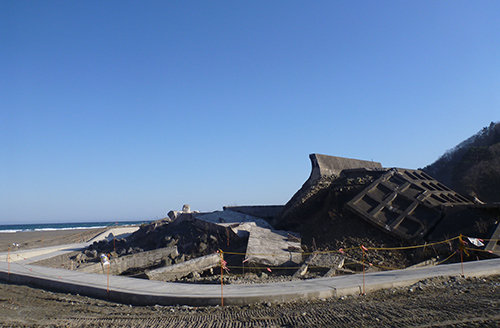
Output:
left=422, top=121, right=500, bottom=203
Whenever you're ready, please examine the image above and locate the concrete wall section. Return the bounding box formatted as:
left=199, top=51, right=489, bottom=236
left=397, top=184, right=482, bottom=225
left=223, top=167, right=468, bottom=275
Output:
left=272, top=154, right=383, bottom=228
left=308, top=154, right=382, bottom=184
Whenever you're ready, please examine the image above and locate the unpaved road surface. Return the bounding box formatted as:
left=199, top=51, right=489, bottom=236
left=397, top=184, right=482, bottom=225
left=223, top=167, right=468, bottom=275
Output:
left=1, top=275, right=499, bottom=327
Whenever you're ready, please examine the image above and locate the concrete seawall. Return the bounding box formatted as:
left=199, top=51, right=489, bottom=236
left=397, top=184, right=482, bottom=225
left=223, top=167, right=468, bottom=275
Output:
left=307, top=154, right=382, bottom=186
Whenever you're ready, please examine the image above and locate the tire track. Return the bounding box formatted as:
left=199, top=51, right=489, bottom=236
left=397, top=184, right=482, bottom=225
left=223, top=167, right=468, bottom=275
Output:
left=2, top=276, right=500, bottom=327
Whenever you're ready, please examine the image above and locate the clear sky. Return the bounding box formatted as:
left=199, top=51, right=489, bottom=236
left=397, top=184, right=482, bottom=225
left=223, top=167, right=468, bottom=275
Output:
left=1, top=1, right=499, bottom=224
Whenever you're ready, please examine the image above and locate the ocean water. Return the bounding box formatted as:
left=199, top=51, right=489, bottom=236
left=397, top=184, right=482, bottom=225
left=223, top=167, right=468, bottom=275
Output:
left=0, top=221, right=152, bottom=233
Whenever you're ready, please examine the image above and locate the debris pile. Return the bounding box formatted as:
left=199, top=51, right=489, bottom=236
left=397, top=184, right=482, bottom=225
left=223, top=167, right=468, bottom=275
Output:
left=72, top=153, right=499, bottom=282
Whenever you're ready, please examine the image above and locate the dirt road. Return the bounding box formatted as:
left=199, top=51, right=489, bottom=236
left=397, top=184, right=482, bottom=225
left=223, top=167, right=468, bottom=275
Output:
left=1, top=274, right=499, bottom=327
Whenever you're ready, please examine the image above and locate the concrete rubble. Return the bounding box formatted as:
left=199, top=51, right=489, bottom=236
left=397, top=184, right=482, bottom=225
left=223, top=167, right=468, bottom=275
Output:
left=74, top=204, right=302, bottom=280
left=195, top=209, right=302, bottom=267
left=273, top=154, right=500, bottom=256
left=293, top=252, right=346, bottom=278
left=57, top=153, right=500, bottom=282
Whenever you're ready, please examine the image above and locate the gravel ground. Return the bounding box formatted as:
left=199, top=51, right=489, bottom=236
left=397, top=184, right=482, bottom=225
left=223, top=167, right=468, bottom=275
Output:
left=1, top=274, right=499, bottom=327
left=3, top=229, right=500, bottom=327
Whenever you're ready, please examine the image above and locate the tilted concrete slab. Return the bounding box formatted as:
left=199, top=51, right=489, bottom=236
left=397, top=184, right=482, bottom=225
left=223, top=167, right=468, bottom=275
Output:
left=89, top=227, right=140, bottom=242
left=195, top=210, right=273, bottom=233
left=2, top=244, right=500, bottom=306
left=346, top=168, right=473, bottom=242
left=168, top=212, right=243, bottom=245
left=272, top=154, right=383, bottom=228
left=245, top=226, right=302, bottom=267
left=196, top=210, right=302, bottom=267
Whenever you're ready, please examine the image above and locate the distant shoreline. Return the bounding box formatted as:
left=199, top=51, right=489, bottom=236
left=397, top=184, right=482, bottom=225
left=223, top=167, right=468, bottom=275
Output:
left=0, top=220, right=150, bottom=234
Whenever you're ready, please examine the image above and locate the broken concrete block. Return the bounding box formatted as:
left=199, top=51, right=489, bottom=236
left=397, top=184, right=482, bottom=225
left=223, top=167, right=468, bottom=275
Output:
left=195, top=210, right=274, bottom=237
left=293, top=252, right=345, bottom=278
left=245, top=226, right=301, bottom=267
left=146, top=253, right=220, bottom=281
left=78, top=247, right=178, bottom=275
left=306, top=253, right=345, bottom=269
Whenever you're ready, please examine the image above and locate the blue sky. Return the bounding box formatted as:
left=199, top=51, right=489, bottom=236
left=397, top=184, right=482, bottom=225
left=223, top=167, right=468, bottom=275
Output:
left=1, top=1, right=499, bottom=224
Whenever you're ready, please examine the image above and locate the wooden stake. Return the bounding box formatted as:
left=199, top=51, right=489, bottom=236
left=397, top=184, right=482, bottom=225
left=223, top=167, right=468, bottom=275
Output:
left=221, top=263, right=224, bottom=307
left=107, top=263, right=110, bottom=299
left=8, top=247, right=10, bottom=280
left=459, top=235, right=464, bottom=276
left=219, top=250, right=224, bottom=307
left=361, top=246, right=366, bottom=295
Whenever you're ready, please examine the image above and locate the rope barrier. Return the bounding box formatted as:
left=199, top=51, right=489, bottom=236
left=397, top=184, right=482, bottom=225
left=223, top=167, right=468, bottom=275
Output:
left=223, top=236, right=467, bottom=257
left=435, top=252, right=457, bottom=265
left=366, top=236, right=461, bottom=251
left=464, top=247, right=494, bottom=254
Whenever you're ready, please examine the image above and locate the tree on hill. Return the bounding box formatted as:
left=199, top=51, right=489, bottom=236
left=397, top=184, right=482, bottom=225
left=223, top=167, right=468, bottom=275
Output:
left=422, top=121, right=500, bottom=203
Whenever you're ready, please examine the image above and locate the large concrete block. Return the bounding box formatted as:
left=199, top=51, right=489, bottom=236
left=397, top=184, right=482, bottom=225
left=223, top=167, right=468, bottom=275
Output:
left=195, top=210, right=273, bottom=238
left=196, top=210, right=302, bottom=268
left=245, top=226, right=301, bottom=267
left=346, top=168, right=473, bottom=242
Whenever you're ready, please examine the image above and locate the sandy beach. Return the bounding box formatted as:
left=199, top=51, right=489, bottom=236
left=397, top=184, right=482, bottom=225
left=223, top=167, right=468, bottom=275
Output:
left=0, top=228, right=107, bottom=252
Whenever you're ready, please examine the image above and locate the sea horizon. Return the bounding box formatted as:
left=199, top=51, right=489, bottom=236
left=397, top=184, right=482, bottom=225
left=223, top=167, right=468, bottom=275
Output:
left=0, top=220, right=153, bottom=233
